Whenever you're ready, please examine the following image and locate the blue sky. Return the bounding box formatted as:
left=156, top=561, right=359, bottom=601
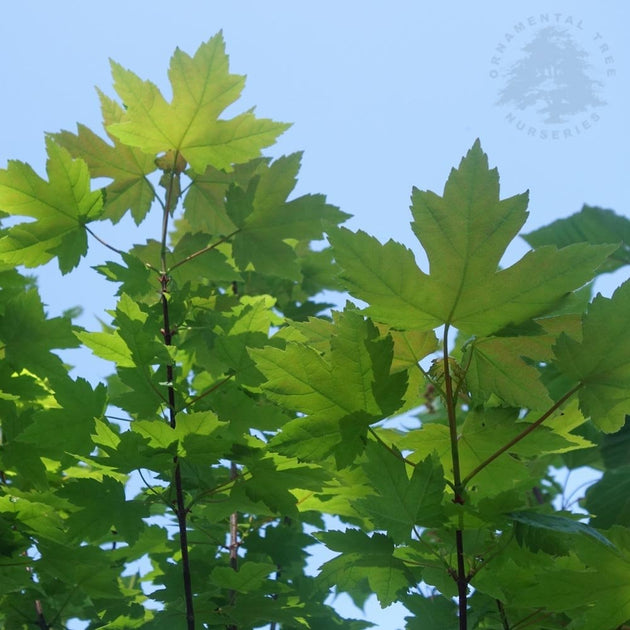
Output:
left=1, top=2, right=628, bottom=627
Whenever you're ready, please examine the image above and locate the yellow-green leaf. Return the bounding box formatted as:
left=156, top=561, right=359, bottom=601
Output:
left=107, top=34, right=289, bottom=172
left=0, top=138, right=103, bottom=273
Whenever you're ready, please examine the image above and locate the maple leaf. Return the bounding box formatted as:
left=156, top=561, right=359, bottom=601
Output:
left=315, top=529, right=415, bottom=607
left=554, top=279, right=630, bottom=432
left=584, top=466, right=630, bottom=528
left=0, top=138, right=103, bottom=273
left=515, top=527, right=630, bottom=630
left=53, top=89, right=157, bottom=224
left=0, top=287, right=78, bottom=378
left=329, top=141, right=616, bottom=336
left=464, top=334, right=555, bottom=409
left=17, top=375, right=107, bottom=458
left=227, top=153, right=349, bottom=279
left=107, top=33, right=289, bottom=173
left=251, top=307, right=407, bottom=464
left=399, top=407, right=590, bottom=498
left=524, top=204, right=630, bottom=274
left=59, top=476, right=147, bottom=544
left=357, top=442, right=445, bottom=541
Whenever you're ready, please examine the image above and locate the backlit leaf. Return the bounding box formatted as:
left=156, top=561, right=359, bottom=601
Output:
left=524, top=204, right=630, bottom=274
left=554, top=280, right=630, bottom=432
left=53, top=90, right=156, bottom=224
left=107, top=34, right=289, bottom=173
left=357, top=442, right=445, bottom=541
left=0, top=138, right=103, bottom=272
left=330, top=141, right=615, bottom=335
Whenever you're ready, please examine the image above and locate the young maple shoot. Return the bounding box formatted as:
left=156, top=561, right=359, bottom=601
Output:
left=0, top=32, right=629, bottom=630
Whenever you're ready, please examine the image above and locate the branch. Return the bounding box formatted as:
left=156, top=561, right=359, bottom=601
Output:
left=84, top=225, right=125, bottom=256
left=168, top=230, right=240, bottom=273
left=368, top=426, right=416, bottom=468
left=179, top=374, right=235, bottom=413
left=461, top=383, right=582, bottom=487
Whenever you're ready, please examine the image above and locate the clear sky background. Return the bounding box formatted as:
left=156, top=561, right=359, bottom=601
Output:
left=1, top=2, right=628, bottom=628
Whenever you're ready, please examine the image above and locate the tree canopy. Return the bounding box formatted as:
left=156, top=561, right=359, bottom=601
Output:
left=0, top=34, right=629, bottom=630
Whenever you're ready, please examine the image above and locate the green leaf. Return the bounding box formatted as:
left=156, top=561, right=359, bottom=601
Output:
left=400, top=408, right=589, bottom=498
left=94, top=252, right=155, bottom=302
left=509, top=510, right=615, bottom=549
left=0, top=288, right=79, bottom=377
left=76, top=329, right=136, bottom=367
left=37, top=540, right=123, bottom=599
left=209, top=561, right=277, bottom=594
left=357, top=442, right=445, bottom=541
left=229, top=153, right=349, bottom=279
left=18, top=376, right=107, bottom=457
left=182, top=158, right=262, bottom=237
left=107, top=34, right=289, bottom=173
left=52, top=89, right=156, bottom=224
left=253, top=308, right=406, bottom=463
left=0, top=138, right=103, bottom=272
left=169, top=232, right=238, bottom=287
left=60, top=476, right=146, bottom=544
left=316, top=529, right=414, bottom=607
left=584, top=467, right=630, bottom=529
left=403, top=594, right=458, bottom=630
left=254, top=307, right=405, bottom=420
left=378, top=326, right=439, bottom=372
left=330, top=141, right=615, bottom=335
left=524, top=204, right=630, bottom=274
left=114, top=293, right=171, bottom=367
left=464, top=334, right=554, bottom=409
left=601, top=415, right=630, bottom=469
left=515, top=528, right=630, bottom=630
left=243, top=454, right=331, bottom=515
left=554, top=280, right=630, bottom=432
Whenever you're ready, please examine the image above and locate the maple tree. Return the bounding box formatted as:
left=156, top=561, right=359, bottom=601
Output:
left=0, top=33, right=629, bottom=630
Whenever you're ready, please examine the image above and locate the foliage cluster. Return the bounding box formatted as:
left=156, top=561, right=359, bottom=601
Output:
left=0, top=35, right=629, bottom=630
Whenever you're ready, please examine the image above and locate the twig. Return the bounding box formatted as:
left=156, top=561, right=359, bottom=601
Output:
left=168, top=230, right=239, bottom=273
left=461, top=384, right=582, bottom=487
left=368, top=426, right=417, bottom=468
left=84, top=225, right=125, bottom=256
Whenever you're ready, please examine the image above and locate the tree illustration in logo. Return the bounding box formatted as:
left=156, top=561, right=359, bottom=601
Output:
left=497, top=27, right=605, bottom=123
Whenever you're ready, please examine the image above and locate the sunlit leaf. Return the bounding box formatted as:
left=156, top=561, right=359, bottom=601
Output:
left=0, top=138, right=103, bottom=272
left=108, top=34, right=289, bottom=172
left=524, top=204, right=630, bottom=274
left=330, top=141, right=615, bottom=335
left=554, top=280, right=630, bottom=432
left=53, top=90, right=156, bottom=224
